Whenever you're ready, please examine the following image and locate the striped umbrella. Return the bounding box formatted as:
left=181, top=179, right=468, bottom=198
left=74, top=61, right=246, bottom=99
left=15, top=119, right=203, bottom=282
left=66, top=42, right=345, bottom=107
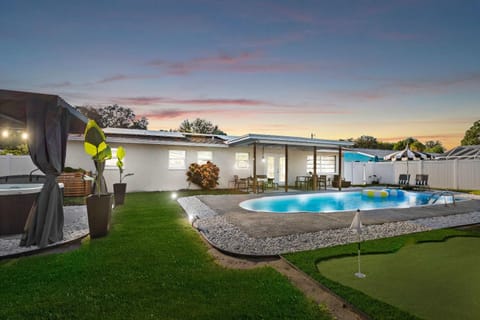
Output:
left=383, top=145, right=434, bottom=175
left=384, top=145, right=434, bottom=161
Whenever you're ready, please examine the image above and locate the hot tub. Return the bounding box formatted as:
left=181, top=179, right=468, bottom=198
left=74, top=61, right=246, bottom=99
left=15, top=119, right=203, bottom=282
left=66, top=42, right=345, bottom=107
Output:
left=0, top=184, right=43, bottom=235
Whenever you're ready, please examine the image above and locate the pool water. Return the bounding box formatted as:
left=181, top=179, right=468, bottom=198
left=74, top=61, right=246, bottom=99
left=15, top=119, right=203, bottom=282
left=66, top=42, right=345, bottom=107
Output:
left=239, top=189, right=455, bottom=213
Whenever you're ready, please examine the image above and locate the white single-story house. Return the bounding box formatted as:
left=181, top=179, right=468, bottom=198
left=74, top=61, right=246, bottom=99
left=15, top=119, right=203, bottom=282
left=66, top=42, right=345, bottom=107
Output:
left=65, top=128, right=353, bottom=192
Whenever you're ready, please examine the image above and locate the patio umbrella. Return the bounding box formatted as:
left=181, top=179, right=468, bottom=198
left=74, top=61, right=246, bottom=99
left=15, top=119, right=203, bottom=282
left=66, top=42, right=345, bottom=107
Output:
left=350, top=209, right=366, bottom=278
left=383, top=145, right=434, bottom=175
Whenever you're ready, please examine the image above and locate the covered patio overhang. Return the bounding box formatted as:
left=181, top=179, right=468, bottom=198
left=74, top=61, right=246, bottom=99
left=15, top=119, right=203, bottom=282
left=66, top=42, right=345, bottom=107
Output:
left=0, top=89, right=88, bottom=248
left=227, top=134, right=353, bottom=192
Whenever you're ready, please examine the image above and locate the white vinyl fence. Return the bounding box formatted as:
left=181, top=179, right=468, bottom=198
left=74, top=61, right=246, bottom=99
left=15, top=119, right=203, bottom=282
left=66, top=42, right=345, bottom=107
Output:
left=344, top=159, right=480, bottom=190
left=2, top=154, right=480, bottom=191
left=0, top=155, right=38, bottom=177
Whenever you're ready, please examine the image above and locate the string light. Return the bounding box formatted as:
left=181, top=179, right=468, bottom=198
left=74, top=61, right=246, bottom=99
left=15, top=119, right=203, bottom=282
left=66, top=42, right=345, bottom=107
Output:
left=0, top=128, right=29, bottom=140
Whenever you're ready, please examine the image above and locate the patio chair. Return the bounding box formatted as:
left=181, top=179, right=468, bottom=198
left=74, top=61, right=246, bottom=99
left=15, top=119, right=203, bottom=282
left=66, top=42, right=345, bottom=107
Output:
left=246, top=176, right=265, bottom=193
left=398, top=174, right=410, bottom=187
left=229, top=175, right=239, bottom=189
left=266, top=177, right=278, bottom=190
left=318, top=175, right=327, bottom=190
left=236, top=177, right=248, bottom=191
left=415, top=174, right=429, bottom=190
left=295, top=176, right=307, bottom=189
left=332, top=175, right=351, bottom=188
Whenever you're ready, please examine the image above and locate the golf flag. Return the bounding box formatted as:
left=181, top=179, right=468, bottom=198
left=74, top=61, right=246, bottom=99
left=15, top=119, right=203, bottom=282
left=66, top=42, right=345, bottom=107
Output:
left=350, top=210, right=363, bottom=234
left=350, top=209, right=366, bottom=278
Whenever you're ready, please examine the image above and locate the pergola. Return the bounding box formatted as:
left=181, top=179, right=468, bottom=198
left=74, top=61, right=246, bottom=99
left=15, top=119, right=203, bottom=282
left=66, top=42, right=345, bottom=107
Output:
left=227, top=134, right=353, bottom=192
left=0, top=89, right=87, bottom=248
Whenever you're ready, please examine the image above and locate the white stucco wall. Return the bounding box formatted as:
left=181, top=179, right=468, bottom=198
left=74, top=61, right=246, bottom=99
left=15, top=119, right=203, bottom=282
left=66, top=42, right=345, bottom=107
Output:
left=64, top=141, right=344, bottom=192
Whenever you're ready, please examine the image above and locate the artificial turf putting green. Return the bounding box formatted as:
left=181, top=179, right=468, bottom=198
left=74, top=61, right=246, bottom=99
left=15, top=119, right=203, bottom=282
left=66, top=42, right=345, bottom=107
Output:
left=317, top=237, right=480, bottom=320
left=0, top=192, right=329, bottom=320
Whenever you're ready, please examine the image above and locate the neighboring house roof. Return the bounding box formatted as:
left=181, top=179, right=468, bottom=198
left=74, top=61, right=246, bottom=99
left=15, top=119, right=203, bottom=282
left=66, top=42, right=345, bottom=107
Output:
left=437, top=145, right=480, bottom=160
left=69, top=129, right=353, bottom=150
left=345, top=148, right=394, bottom=159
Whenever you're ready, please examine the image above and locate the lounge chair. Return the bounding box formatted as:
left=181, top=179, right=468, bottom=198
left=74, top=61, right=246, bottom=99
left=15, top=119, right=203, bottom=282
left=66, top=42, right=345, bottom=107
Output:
left=398, top=174, right=410, bottom=187
left=415, top=174, right=429, bottom=190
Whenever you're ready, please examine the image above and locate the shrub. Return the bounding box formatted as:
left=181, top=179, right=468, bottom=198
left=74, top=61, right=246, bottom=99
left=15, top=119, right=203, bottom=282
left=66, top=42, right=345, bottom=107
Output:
left=186, top=161, right=220, bottom=189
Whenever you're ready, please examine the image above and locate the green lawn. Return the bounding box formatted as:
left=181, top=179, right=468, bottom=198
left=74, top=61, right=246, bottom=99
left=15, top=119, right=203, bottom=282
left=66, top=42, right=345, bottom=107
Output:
left=285, top=229, right=480, bottom=320
left=1, top=192, right=329, bottom=320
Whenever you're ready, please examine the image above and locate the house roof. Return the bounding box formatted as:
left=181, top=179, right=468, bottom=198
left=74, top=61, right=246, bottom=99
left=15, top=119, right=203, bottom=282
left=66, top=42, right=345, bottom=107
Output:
left=69, top=129, right=353, bottom=150
left=226, top=133, right=353, bottom=150
left=437, top=145, right=480, bottom=160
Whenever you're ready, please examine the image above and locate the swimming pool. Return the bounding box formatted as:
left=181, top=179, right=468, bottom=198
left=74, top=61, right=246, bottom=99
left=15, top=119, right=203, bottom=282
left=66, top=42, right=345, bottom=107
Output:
left=239, top=189, right=456, bottom=213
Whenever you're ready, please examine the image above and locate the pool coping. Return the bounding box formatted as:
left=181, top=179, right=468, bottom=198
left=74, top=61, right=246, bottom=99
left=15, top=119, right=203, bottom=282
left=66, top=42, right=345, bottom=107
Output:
left=178, top=191, right=480, bottom=256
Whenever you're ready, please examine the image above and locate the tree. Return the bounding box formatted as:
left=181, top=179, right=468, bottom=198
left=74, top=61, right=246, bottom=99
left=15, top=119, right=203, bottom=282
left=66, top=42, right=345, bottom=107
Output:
left=461, top=120, right=480, bottom=146
left=76, top=106, right=102, bottom=125
left=98, top=105, right=148, bottom=129
left=178, top=118, right=227, bottom=135
left=353, top=135, right=378, bottom=149
left=410, top=141, right=426, bottom=152
left=78, top=105, right=148, bottom=129
left=424, top=140, right=445, bottom=153
left=393, top=137, right=416, bottom=150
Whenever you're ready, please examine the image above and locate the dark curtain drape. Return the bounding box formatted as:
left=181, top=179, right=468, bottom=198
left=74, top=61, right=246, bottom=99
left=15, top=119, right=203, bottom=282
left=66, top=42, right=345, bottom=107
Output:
left=20, top=97, right=71, bottom=248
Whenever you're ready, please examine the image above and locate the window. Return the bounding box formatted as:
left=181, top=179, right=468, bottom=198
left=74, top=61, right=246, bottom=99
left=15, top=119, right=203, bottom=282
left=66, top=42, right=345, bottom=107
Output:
left=106, top=148, right=119, bottom=169
left=320, top=155, right=336, bottom=173
left=306, top=155, right=336, bottom=174
left=197, top=151, right=212, bottom=165
left=235, top=152, right=249, bottom=169
left=169, top=150, right=186, bottom=169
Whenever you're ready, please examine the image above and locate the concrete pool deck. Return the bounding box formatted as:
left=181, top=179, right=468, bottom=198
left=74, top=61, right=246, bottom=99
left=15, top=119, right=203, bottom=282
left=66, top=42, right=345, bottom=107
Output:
left=178, top=191, right=480, bottom=256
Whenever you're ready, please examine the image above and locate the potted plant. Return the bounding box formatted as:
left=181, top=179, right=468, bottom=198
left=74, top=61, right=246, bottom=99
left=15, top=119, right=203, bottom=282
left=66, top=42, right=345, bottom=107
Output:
left=84, top=119, right=113, bottom=238
left=113, top=146, right=134, bottom=206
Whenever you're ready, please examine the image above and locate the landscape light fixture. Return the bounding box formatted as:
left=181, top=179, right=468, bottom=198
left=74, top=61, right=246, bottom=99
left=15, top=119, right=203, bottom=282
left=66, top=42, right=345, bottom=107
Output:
left=2, top=129, right=9, bottom=138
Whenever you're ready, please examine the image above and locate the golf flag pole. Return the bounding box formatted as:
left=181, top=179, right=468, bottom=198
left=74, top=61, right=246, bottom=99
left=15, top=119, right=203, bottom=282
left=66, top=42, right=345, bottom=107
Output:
left=350, top=209, right=366, bottom=278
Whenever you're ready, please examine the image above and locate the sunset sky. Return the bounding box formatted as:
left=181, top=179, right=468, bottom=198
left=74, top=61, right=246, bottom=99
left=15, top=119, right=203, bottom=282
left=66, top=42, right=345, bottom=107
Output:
left=1, top=0, right=479, bottom=149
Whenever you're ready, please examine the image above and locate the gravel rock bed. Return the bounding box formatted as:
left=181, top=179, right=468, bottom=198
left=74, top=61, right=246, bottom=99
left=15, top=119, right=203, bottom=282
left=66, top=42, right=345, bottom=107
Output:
left=0, top=206, right=88, bottom=258
left=180, top=196, right=480, bottom=256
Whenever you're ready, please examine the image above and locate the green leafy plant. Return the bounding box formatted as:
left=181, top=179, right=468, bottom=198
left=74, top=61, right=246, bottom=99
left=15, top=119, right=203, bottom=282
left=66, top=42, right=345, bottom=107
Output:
left=83, top=119, right=112, bottom=195
left=186, top=161, right=220, bottom=190
left=115, top=146, right=134, bottom=183
left=0, top=143, right=29, bottom=155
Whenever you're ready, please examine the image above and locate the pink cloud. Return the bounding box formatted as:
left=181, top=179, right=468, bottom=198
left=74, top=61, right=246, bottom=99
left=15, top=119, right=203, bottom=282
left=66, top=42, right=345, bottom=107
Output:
left=147, top=51, right=310, bottom=75
left=333, top=71, right=480, bottom=101
left=40, top=81, right=73, bottom=88
left=96, top=74, right=159, bottom=84
left=113, top=96, right=267, bottom=106
left=97, top=74, right=130, bottom=83
left=142, top=107, right=346, bottom=122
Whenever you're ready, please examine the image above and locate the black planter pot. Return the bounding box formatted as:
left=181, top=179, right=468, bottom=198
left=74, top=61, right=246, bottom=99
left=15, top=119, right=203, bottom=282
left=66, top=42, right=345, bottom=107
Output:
left=86, top=194, right=113, bottom=238
left=113, top=183, right=127, bottom=206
